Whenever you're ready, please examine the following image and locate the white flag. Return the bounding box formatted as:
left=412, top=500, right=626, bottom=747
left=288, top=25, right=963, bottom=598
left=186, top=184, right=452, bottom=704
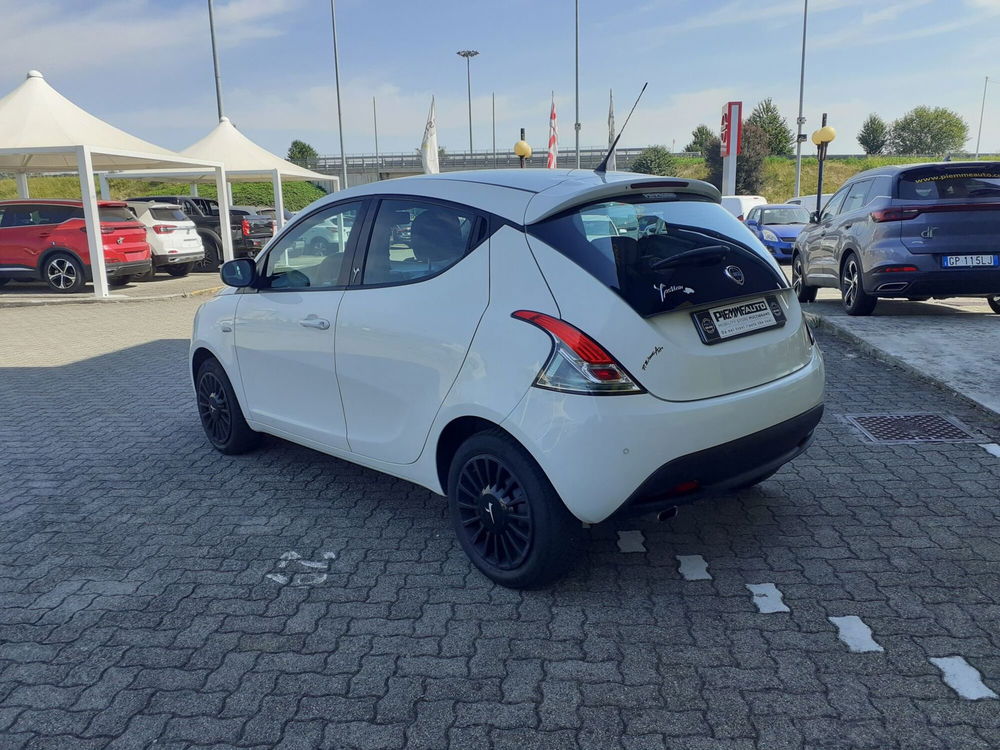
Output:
left=607, top=89, right=617, bottom=172
left=420, top=97, right=439, bottom=175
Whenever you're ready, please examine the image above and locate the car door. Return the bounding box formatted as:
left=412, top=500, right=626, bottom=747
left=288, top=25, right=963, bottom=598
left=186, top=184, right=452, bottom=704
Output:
left=810, top=187, right=850, bottom=281
left=830, top=179, right=872, bottom=271
left=233, top=200, right=367, bottom=450
left=335, top=197, right=489, bottom=464
left=0, top=204, right=39, bottom=276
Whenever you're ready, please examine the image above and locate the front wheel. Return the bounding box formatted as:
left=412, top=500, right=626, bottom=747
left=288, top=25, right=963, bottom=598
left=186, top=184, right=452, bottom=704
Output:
left=840, top=253, right=877, bottom=316
left=791, top=253, right=817, bottom=303
left=987, top=295, right=1000, bottom=314
left=195, top=358, right=260, bottom=454
left=448, top=431, right=582, bottom=589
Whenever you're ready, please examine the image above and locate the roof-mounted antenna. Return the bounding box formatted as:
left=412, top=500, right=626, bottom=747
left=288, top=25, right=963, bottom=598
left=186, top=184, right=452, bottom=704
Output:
left=595, top=82, right=647, bottom=174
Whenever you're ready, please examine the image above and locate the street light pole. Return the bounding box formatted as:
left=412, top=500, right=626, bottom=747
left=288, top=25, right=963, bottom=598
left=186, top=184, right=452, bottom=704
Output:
left=457, top=50, right=479, bottom=155
left=793, top=0, right=808, bottom=197
left=207, top=0, right=225, bottom=120
left=329, top=0, right=348, bottom=189
left=574, top=0, right=581, bottom=168
left=812, top=113, right=836, bottom=216
left=976, top=75, right=989, bottom=159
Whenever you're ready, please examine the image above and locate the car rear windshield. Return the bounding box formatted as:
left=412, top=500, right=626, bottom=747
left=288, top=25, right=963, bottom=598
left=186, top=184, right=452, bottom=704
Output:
left=99, top=207, right=140, bottom=223
left=897, top=164, right=1000, bottom=200
left=150, top=207, right=188, bottom=222
left=528, top=197, right=787, bottom=318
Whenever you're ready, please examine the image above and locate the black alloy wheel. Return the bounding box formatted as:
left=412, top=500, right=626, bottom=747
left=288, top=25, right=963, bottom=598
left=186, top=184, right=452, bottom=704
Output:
left=454, top=454, right=533, bottom=571
left=988, top=295, right=1000, bottom=314
left=195, top=358, right=260, bottom=454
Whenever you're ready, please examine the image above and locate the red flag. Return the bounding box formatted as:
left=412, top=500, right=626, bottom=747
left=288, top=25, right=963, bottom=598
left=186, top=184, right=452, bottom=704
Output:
left=546, top=93, right=558, bottom=168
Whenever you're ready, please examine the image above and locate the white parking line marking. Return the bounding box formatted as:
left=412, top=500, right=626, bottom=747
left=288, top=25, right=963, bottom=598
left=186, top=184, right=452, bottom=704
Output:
left=980, top=443, right=1000, bottom=458
left=265, top=573, right=289, bottom=585
left=746, top=583, right=790, bottom=613
left=676, top=554, right=712, bottom=580
left=617, top=530, right=646, bottom=553
left=828, top=616, right=884, bottom=653
left=929, top=656, right=998, bottom=700
left=267, top=551, right=336, bottom=586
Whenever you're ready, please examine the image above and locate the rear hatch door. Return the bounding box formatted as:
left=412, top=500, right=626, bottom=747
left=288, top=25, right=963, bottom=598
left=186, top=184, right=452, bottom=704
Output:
left=99, top=206, right=149, bottom=257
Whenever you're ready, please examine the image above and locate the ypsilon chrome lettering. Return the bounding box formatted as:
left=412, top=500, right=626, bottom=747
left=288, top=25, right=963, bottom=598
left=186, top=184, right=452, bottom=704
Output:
left=653, top=283, right=694, bottom=302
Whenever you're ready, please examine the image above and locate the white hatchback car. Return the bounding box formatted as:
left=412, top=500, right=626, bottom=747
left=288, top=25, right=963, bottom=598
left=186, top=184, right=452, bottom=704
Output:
left=125, top=201, right=205, bottom=277
left=191, top=170, right=825, bottom=588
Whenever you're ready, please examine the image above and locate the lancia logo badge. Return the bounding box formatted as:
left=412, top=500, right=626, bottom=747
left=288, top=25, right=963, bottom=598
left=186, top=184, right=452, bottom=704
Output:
left=116, top=237, right=124, bottom=245
left=724, top=265, right=745, bottom=285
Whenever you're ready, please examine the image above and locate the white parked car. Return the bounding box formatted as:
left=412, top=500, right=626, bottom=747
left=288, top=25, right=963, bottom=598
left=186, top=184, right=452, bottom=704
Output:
left=125, top=201, right=204, bottom=277
left=721, top=195, right=768, bottom=221
left=786, top=193, right=834, bottom=211
left=190, top=170, right=825, bottom=588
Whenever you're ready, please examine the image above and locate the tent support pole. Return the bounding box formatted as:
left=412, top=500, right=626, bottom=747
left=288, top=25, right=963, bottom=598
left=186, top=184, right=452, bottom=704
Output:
left=98, top=174, right=110, bottom=200
left=15, top=173, right=29, bottom=199
left=272, top=169, right=285, bottom=230
left=78, top=147, right=109, bottom=299
left=190, top=183, right=199, bottom=197
left=214, top=166, right=234, bottom=263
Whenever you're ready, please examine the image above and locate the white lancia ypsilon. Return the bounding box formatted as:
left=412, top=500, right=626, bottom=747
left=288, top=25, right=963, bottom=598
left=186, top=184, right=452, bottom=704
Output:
left=191, top=170, right=825, bottom=588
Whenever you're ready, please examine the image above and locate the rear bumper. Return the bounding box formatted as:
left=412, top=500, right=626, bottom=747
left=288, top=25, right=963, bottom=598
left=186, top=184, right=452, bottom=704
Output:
left=500, top=347, right=825, bottom=524
left=763, top=240, right=794, bottom=262
left=152, top=250, right=205, bottom=268
left=865, top=267, right=1000, bottom=297
left=234, top=237, right=270, bottom=258
left=89, top=259, right=153, bottom=279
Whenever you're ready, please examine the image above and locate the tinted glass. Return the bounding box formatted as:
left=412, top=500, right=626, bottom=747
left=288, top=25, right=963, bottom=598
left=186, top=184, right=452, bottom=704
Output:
left=361, top=200, right=475, bottom=286
left=99, top=207, right=139, bottom=223
left=150, top=207, right=188, bottom=221
left=897, top=164, right=1000, bottom=200
left=263, top=202, right=363, bottom=290
left=820, top=189, right=848, bottom=220
left=840, top=180, right=872, bottom=215
left=759, top=207, right=810, bottom=224
left=528, top=197, right=786, bottom=318
left=36, top=205, right=82, bottom=224
left=865, top=175, right=892, bottom=204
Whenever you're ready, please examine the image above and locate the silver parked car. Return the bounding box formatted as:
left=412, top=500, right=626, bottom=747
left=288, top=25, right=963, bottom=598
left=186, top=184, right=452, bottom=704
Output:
left=792, top=162, right=1000, bottom=315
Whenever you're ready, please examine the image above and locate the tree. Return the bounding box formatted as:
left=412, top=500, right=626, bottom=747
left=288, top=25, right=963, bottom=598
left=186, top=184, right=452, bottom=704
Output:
left=889, top=107, right=969, bottom=155
left=745, top=98, right=793, bottom=156
left=630, top=145, right=677, bottom=176
left=287, top=140, right=318, bottom=166
left=857, top=114, right=889, bottom=155
left=705, top=122, right=770, bottom=195
left=683, top=124, right=715, bottom=155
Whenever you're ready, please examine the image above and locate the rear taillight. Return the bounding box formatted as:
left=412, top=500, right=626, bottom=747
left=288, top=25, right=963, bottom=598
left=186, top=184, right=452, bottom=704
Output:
left=871, top=207, right=921, bottom=222
left=152, top=224, right=175, bottom=234
left=241, top=219, right=251, bottom=236
left=512, top=310, right=644, bottom=395
left=880, top=265, right=919, bottom=273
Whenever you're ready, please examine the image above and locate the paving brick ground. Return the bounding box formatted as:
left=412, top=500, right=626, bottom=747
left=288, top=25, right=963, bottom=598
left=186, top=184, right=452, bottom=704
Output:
left=2, top=296, right=1000, bottom=749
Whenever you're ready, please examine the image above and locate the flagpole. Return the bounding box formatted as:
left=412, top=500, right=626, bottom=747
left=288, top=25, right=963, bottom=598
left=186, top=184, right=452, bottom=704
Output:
left=574, top=0, right=581, bottom=168
left=492, top=92, right=497, bottom=168
left=373, top=95, right=380, bottom=177
left=330, top=0, right=348, bottom=188
left=207, top=0, right=225, bottom=120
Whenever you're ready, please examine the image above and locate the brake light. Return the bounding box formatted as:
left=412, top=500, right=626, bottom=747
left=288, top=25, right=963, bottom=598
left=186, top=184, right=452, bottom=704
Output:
left=241, top=218, right=251, bottom=236
left=512, top=310, right=644, bottom=394
left=152, top=224, right=175, bottom=234
left=881, top=265, right=918, bottom=273
left=871, top=207, right=922, bottom=222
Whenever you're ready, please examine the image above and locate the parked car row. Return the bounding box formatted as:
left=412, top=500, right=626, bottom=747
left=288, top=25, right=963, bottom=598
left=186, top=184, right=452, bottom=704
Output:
left=0, top=196, right=279, bottom=293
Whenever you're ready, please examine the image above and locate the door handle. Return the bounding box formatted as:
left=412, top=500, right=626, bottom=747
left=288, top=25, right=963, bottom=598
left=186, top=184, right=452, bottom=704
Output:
left=38, top=231, right=51, bottom=238
left=298, top=317, right=330, bottom=330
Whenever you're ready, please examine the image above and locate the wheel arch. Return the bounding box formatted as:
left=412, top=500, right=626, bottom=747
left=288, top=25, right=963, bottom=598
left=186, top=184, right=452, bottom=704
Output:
left=435, top=415, right=522, bottom=495
left=38, top=246, right=88, bottom=282
left=191, top=346, right=218, bottom=384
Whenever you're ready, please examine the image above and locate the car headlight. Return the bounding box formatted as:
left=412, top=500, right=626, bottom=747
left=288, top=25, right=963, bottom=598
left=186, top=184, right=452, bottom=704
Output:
left=762, top=229, right=779, bottom=242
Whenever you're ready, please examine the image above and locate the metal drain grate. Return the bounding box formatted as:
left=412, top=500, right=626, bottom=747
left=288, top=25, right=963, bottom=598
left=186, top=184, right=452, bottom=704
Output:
left=845, top=413, right=978, bottom=444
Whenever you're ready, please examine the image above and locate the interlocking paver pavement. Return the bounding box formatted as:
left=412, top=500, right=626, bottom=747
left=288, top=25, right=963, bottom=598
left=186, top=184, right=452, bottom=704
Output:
left=2, top=297, right=1000, bottom=749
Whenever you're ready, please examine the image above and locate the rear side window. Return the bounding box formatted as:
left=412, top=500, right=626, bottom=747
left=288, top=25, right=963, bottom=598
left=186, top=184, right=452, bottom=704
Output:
left=34, top=205, right=82, bottom=224
left=865, top=176, right=892, bottom=204
left=897, top=164, right=1000, bottom=200
left=528, top=198, right=786, bottom=318
left=840, top=180, right=872, bottom=214
left=150, top=207, right=188, bottom=221
left=99, top=207, right=139, bottom=223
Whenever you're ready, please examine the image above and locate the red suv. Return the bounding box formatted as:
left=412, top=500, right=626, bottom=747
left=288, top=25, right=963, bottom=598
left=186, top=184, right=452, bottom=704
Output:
left=0, top=200, right=152, bottom=293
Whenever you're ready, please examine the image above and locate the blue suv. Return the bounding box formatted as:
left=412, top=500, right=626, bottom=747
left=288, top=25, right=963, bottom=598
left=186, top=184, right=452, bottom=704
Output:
left=792, top=161, right=1000, bottom=315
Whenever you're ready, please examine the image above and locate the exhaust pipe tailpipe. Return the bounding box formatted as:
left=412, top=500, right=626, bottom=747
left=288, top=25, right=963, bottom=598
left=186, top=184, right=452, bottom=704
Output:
left=656, top=507, right=678, bottom=522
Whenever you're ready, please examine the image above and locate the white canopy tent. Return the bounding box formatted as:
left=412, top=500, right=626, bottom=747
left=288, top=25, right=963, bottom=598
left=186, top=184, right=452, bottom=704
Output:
left=109, top=116, right=338, bottom=230
left=0, top=70, right=232, bottom=298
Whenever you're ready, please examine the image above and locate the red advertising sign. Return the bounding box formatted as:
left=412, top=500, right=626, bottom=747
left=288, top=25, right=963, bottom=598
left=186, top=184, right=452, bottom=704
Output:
left=720, top=101, right=743, bottom=157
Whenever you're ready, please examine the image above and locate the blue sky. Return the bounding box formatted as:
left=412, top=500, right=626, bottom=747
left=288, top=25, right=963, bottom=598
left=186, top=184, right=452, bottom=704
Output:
left=2, top=0, right=998, bottom=158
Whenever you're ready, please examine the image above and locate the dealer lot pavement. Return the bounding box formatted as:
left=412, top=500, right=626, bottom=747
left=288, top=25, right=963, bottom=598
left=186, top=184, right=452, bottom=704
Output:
left=2, top=296, right=1000, bottom=749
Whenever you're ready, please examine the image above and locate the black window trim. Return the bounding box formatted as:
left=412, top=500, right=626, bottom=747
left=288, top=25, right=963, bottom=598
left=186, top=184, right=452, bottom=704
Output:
left=346, top=194, right=496, bottom=291
left=244, top=197, right=372, bottom=294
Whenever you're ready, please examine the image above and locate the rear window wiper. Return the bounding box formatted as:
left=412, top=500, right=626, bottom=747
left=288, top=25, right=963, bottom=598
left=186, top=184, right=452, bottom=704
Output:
left=649, top=244, right=729, bottom=270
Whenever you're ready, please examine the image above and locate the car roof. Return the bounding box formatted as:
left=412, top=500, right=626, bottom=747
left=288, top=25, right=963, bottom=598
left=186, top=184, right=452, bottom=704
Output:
left=126, top=200, right=181, bottom=208
left=314, top=169, right=722, bottom=224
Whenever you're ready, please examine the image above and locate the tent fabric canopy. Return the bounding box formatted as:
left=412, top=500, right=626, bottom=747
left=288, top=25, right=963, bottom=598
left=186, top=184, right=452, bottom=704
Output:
left=0, top=71, right=216, bottom=173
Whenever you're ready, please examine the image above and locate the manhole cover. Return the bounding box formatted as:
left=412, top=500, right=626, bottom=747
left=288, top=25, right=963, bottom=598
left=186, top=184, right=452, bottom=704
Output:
left=845, top=413, right=977, bottom=443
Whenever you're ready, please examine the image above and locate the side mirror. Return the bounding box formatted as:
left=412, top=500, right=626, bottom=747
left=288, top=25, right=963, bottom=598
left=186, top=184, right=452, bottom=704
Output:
left=809, top=211, right=820, bottom=224
left=220, top=258, right=257, bottom=288
left=745, top=220, right=759, bottom=229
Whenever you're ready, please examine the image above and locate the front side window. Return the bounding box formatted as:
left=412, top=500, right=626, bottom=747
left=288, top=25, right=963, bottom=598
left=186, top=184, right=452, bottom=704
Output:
left=528, top=197, right=786, bottom=318
left=263, top=202, right=363, bottom=290
left=0, top=205, right=31, bottom=228
left=820, top=188, right=849, bottom=221
left=361, top=199, right=476, bottom=286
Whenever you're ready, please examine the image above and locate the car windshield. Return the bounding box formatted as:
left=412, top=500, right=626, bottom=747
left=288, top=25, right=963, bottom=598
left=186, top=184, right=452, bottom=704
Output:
left=528, top=197, right=786, bottom=317
left=898, top=165, right=1000, bottom=199
left=760, top=207, right=810, bottom=225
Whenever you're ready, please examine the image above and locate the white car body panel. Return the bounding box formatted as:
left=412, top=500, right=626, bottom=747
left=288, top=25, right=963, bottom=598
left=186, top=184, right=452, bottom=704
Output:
left=126, top=201, right=204, bottom=261
left=722, top=195, right=767, bottom=219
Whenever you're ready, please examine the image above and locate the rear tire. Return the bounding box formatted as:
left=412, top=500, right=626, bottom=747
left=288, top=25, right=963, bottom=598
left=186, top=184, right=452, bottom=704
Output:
left=108, top=275, right=131, bottom=287
left=987, top=295, right=1000, bottom=314
left=195, top=238, right=221, bottom=273
left=166, top=263, right=193, bottom=277
left=195, top=358, right=260, bottom=455
left=44, top=252, right=86, bottom=293
left=447, top=430, right=582, bottom=589
left=792, top=253, right=817, bottom=303
left=840, top=252, right=877, bottom=316
left=907, top=296, right=930, bottom=302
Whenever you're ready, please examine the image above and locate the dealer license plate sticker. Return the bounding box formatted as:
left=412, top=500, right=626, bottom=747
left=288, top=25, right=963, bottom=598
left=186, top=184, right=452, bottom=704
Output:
left=692, top=296, right=786, bottom=345
left=941, top=255, right=998, bottom=268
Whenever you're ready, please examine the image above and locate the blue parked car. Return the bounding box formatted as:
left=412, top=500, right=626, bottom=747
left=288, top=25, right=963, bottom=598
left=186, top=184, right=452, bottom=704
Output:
left=744, top=204, right=811, bottom=263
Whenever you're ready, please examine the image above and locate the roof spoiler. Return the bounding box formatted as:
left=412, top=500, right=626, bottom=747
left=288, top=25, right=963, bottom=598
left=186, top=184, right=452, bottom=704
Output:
left=525, top=177, right=721, bottom=224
